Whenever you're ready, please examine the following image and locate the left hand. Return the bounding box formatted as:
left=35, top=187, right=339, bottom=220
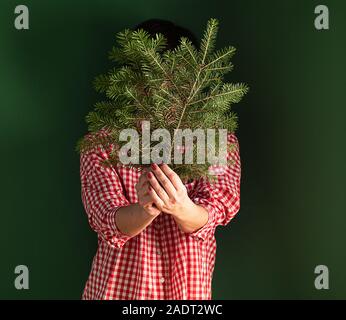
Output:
left=146, top=163, right=195, bottom=216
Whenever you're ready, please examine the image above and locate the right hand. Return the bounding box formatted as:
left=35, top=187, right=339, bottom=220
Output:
left=135, top=167, right=161, bottom=217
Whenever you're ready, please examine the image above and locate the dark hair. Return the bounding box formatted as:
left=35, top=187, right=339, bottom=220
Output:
left=134, top=19, right=199, bottom=51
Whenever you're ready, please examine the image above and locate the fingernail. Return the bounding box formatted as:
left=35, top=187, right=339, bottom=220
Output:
left=147, top=172, right=152, bottom=178
left=151, top=163, right=158, bottom=170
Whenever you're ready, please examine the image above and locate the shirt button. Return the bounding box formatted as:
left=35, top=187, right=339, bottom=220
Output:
left=157, top=249, right=162, bottom=255
left=160, top=277, right=165, bottom=284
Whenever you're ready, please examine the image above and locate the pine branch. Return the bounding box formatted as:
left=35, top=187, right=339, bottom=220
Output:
left=76, top=18, right=249, bottom=180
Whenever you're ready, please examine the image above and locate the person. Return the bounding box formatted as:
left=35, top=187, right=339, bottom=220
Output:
left=79, top=19, right=241, bottom=300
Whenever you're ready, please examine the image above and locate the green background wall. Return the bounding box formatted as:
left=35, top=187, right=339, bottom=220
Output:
left=1, top=0, right=345, bottom=299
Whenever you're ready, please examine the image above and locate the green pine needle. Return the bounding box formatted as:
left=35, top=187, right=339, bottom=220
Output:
left=76, top=18, right=249, bottom=180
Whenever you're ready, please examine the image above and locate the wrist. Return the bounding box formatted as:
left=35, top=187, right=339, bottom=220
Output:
left=173, top=197, right=196, bottom=219
left=138, top=203, right=160, bottom=218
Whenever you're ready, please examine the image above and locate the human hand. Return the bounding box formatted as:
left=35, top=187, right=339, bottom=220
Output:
left=146, top=163, right=195, bottom=217
left=135, top=167, right=161, bottom=217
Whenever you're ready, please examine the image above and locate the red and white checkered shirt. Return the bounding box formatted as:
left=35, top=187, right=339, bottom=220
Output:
left=80, top=131, right=241, bottom=300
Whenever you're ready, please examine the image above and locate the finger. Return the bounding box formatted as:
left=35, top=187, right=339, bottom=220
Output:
left=137, top=171, right=149, bottom=188
left=159, top=163, right=184, bottom=189
left=137, top=181, right=150, bottom=197
left=147, top=171, right=170, bottom=201
left=139, top=193, right=154, bottom=207
left=148, top=185, right=165, bottom=209
left=150, top=163, right=176, bottom=197
left=141, top=166, right=150, bottom=174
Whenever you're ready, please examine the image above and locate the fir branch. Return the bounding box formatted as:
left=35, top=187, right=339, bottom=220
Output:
left=187, top=83, right=249, bottom=107
left=200, top=18, right=219, bottom=64
left=76, top=18, right=249, bottom=180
